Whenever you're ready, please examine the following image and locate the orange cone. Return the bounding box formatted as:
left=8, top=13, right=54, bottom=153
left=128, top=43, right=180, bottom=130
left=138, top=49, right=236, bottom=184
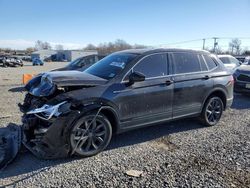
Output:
left=23, top=74, right=35, bottom=85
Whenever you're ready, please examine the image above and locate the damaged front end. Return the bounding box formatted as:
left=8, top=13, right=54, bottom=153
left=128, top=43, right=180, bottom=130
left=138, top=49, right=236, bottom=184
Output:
left=19, top=74, right=59, bottom=113
left=22, top=100, right=79, bottom=159
left=17, top=71, right=108, bottom=160
left=19, top=71, right=106, bottom=113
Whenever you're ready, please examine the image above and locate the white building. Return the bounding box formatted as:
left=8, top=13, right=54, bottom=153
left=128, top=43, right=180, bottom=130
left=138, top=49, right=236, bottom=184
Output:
left=31, top=50, right=98, bottom=61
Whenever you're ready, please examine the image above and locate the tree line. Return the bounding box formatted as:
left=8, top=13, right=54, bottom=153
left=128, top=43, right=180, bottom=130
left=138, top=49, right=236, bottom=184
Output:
left=23, top=39, right=148, bottom=55
left=0, top=38, right=249, bottom=56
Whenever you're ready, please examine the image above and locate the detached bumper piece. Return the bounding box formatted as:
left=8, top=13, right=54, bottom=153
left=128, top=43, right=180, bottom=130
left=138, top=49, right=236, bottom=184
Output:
left=0, top=124, right=22, bottom=170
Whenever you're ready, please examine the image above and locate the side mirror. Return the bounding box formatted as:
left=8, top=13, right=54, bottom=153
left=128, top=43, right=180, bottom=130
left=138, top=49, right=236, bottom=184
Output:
left=129, top=71, right=145, bottom=84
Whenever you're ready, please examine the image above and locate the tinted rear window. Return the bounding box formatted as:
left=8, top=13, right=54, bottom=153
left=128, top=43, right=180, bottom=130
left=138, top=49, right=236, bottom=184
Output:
left=219, top=57, right=230, bottom=64
left=204, top=55, right=217, bottom=70
left=198, top=54, right=208, bottom=71
left=173, top=52, right=201, bottom=74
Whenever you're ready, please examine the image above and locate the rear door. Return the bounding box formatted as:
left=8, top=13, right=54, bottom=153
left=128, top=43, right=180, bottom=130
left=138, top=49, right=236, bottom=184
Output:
left=171, top=52, right=213, bottom=118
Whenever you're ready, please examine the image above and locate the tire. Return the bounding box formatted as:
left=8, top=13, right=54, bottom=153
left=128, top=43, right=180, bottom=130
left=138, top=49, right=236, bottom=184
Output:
left=201, top=96, right=224, bottom=126
left=69, top=113, right=112, bottom=157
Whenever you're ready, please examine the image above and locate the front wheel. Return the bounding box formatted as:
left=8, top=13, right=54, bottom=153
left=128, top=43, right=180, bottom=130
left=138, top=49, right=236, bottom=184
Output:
left=69, top=113, right=112, bottom=157
left=201, top=96, right=224, bottom=126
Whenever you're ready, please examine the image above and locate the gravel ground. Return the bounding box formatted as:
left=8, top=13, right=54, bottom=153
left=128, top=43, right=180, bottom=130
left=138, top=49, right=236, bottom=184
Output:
left=0, top=62, right=249, bottom=187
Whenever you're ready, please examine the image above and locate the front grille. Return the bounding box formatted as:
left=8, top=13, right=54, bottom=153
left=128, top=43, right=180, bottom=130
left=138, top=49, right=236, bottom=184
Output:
left=237, top=74, right=250, bottom=82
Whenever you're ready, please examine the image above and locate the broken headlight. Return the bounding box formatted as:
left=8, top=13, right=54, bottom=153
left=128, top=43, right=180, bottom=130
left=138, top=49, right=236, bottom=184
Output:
left=26, top=101, right=69, bottom=120
left=29, top=74, right=55, bottom=97
left=41, top=73, right=53, bottom=84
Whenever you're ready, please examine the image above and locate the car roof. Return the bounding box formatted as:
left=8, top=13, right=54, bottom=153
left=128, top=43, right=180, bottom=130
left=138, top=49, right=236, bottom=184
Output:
left=117, top=48, right=210, bottom=55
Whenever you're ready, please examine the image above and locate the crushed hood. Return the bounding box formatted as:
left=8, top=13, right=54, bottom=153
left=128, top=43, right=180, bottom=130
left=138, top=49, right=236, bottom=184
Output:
left=46, top=71, right=107, bottom=87
left=25, top=71, right=107, bottom=97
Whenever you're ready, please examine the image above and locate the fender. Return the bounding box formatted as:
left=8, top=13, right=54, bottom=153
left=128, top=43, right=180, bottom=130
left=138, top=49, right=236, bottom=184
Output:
left=68, top=102, right=120, bottom=134
left=202, top=87, right=227, bottom=110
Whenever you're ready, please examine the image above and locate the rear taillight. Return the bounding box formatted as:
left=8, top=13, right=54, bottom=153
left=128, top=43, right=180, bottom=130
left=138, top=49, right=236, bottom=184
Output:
left=229, top=75, right=234, bottom=85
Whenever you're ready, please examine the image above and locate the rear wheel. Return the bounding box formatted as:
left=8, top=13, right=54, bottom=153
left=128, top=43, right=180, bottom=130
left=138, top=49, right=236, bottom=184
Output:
left=201, top=96, right=224, bottom=126
left=69, top=113, right=112, bottom=157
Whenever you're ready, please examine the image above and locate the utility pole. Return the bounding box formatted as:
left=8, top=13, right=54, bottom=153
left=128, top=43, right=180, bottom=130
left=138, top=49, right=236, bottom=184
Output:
left=213, top=37, right=218, bottom=53
left=202, top=39, right=206, bottom=50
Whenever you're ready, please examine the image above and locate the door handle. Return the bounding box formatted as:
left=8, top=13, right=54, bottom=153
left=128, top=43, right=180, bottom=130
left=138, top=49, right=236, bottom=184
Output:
left=203, top=75, right=211, bottom=80
left=165, top=79, right=173, bottom=85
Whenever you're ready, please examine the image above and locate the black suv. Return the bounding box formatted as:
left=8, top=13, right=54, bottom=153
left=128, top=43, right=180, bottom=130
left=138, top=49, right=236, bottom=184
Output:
left=20, top=48, right=234, bottom=159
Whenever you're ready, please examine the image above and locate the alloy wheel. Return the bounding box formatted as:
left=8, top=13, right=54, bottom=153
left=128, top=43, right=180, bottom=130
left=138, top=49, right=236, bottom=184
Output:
left=70, top=115, right=110, bottom=156
left=205, top=98, right=223, bottom=125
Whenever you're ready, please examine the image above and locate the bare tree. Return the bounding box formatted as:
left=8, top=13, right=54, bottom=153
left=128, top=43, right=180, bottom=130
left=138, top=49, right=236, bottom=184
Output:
left=216, top=46, right=223, bottom=54
left=114, top=39, right=132, bottom=51
left=243, top=50, right=250, bottom=55
left=43, top=42, right=52, bottom=50
left=35, top=40, right=43, bottom=50
left=84, top=44, right=96, bottom=50
left=229, top=38, right=241, bottom=55
left=35, top=40, right=52, bottom=50
left=55, top=44, right=64, bottom=50
left=133, top=44, right=148, bottom=49
left=26, top=47, right=36, bottom=54
left=83, top=39, right=147, bottom=55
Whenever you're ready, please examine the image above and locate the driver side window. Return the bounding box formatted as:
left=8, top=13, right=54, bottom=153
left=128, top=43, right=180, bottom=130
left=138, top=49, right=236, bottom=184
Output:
left=133, top=53, right=168, bottom=79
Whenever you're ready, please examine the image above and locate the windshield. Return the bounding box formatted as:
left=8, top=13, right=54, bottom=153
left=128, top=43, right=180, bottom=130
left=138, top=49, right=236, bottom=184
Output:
left=67, top=57, right=82, bottom=67
left=85, top=53, right=137, bottom=80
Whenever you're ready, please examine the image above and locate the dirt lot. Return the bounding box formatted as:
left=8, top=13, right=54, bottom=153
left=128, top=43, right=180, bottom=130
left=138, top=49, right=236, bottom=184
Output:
left=0, top=62, right=249, bottom=187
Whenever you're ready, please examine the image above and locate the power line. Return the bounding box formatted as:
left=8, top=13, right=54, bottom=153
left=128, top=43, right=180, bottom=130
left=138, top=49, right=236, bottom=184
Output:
left=159, top=37, right=250, bottom=47
left=217, top=37, right=250, bottom=40
left=160, top=38, right=204, bottom=46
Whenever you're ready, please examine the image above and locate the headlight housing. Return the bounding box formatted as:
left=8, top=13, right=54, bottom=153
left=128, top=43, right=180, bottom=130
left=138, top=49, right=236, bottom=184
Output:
left=41, top=74, right=52, bottom=84
left=29, top=74, right=55, bottom=97
left=26, top=101, right=68, bottom=120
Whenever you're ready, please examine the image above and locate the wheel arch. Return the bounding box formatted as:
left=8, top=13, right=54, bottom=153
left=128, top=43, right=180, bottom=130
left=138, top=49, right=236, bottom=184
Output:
left=73, top=103, right=120, bottom=134
left=203, top=88, right=227, bottom=110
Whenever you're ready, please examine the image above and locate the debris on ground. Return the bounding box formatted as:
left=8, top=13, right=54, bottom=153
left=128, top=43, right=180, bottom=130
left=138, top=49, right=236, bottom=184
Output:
left=125, top=170, right=143, bottom=177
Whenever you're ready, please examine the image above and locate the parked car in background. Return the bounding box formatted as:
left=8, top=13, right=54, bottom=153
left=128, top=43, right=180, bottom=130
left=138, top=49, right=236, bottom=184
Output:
left=21, top=56, right=32, bottom=62
left=53, top=54, right=106, bottom=71
left=19, top=48, right=233, bottom=159
left=218, top=55, right=241, bottom=72
left=234, top=56, right=246, bottom=63
left=0, top=56, right=23, bottom=67
left=0, top=56, right=6, bottom=67
left=243, top=56, right=250, bottom=65
left=234, top=64, right=250, bottom=94
left=32, top=58, right=44, bottom=66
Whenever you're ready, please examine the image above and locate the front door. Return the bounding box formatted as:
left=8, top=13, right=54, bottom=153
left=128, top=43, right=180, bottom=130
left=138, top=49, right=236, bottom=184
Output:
left=113, top=53, right=174, bottom=128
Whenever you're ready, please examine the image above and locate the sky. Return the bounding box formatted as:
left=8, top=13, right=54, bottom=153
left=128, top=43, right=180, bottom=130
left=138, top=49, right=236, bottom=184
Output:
left=0, top=0, right=249, bottom=50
